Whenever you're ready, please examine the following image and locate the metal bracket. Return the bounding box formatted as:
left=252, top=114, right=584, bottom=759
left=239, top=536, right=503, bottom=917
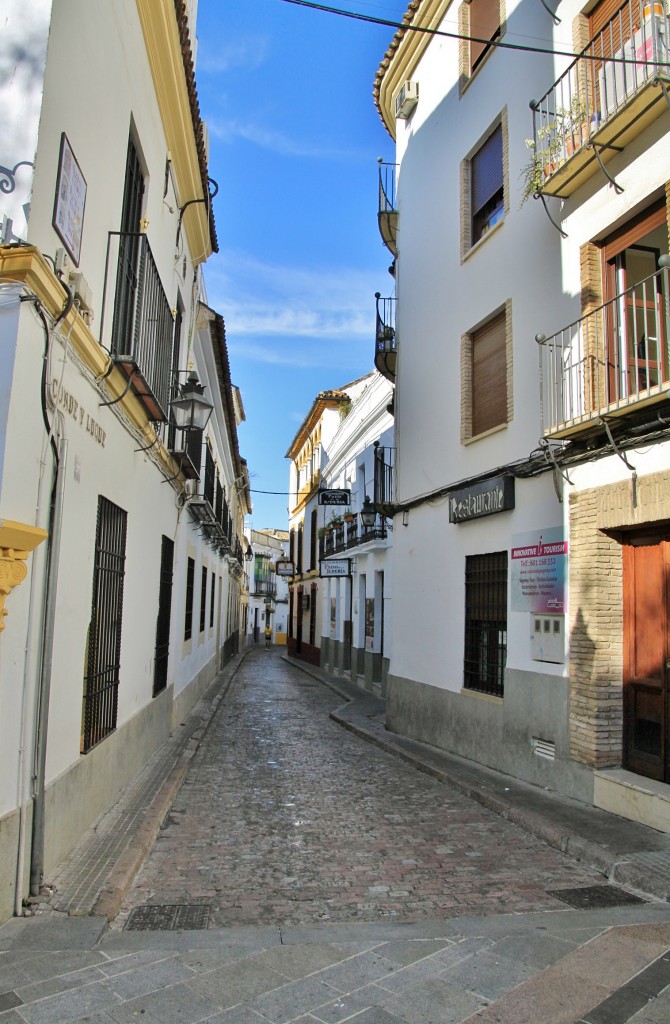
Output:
left=99, top=367, right=137, bottom=408
left=134, top=431, right=160, bottom=454
left=538, top=0, right=561, bottom=23
left=656, top=77, right=670, bottom=111
left=539, top=438, right=573, bottom=491
left=538, top=192, right=568, bottom=238
left=589, top=141, right=624, bottom=194
left=600, top=416, right=638, bottom=505
left=600, top=416, right=636, bottom=473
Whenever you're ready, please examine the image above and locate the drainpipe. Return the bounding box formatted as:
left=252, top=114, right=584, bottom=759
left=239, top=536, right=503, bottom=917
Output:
left=29, top=435, right=67, bottom=897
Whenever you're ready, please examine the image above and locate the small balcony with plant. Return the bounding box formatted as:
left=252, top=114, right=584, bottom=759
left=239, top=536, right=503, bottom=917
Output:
left=375, top=293, right=397, bottom=381
left=537, top=257, right=670, bottom=438
left=377, top=159, right=398, bottom=256
left=524, top=0, right=670, bottom=202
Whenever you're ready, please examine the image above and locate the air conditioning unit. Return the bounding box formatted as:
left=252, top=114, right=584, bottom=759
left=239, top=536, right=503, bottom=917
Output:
left=395, top=80, right=419, bottom=119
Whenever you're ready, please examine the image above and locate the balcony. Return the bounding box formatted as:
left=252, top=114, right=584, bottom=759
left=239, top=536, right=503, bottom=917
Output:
left=530, top=1, right=670, bottom=199
left=319, top=517, right=387, bottom=559
left=537, top=263, right=670, bottom=438
left=377, top=160, right=398, bottom=256
left=101, top=232, right=174, bottom=421
left=375, top=293, right=397, bottom=381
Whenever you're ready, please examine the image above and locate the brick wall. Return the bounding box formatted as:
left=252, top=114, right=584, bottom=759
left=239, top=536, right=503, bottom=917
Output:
left=569, top=470, right=670, bottom=767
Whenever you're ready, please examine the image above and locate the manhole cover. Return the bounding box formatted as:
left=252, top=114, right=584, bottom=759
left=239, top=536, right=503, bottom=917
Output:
left=125, top=904, right=211, bottom=931
left=547, top=884, right=647, bottom=909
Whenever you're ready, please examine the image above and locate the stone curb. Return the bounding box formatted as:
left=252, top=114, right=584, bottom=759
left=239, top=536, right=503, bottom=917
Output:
left=91, top=652, right=247, bottom=922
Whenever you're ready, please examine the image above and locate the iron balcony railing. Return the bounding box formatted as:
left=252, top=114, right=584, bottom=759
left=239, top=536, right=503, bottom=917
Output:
left=101, top=232, right=174, bottom=421
left=377, top=159, right=398, bottom=256
left=537, top=262, right=670, bottom=437
left=530, top=0, right=670, bottom=198
left=375, top=293, right=397, bottom=382
left=319, top=518, right=387, bottom=559
left=374, top=443, right=395, bottom=514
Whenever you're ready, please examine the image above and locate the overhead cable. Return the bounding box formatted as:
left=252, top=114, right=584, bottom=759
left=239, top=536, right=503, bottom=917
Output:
left=274, top=0, right=670, bottom=67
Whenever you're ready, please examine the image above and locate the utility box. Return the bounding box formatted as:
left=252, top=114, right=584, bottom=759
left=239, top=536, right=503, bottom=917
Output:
left=532, top=614, right=564, bottom=663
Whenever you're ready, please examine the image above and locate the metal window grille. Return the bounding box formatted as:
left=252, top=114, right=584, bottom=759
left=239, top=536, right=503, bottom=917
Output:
left=310, top=508, right=317, bottom=569
left=204, top=445, right=215, bottom=506
left=184, top=557, right=195, bottom=641
left=186, top=429, right=202, bottom=477
left=374, top=444, right=395, bottom=507
left=111, top=138, right=144, bottom=357
left=297, top=524, right=303, bottom=573
left=309, top=583, right=317, bottom=646
left=200, top=565, right=208, bottom=633
left=464, top=551, right=507, bottom=697
left=215, top=479, right=223, bottom=525
left=82, top=496, right=128, bottom=753
left=166, top=303, right=183, bottom=452
left=153, top=535, right=174, bottom=697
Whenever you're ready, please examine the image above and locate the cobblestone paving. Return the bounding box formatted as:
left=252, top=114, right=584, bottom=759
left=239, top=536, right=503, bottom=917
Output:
left=116, top=650, right=603, bottom=930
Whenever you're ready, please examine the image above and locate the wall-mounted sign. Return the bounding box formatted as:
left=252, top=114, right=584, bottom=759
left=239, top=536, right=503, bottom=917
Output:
left=319, top=489, right=351, bottom=506
left=52, top=133, right=86, bottom=265
left=275, top=560, right=294, bottom=577
left=320, top=558, right=351, bottom=578
left=511, top=527, right=568, bottom=613
left=448, top=475, right=515, bottom=524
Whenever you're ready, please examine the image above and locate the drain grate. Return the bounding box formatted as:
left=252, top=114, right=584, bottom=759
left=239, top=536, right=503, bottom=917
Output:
left=547, top=884, right=647, bottom=909
left=125, top=903, right=211, bottom=931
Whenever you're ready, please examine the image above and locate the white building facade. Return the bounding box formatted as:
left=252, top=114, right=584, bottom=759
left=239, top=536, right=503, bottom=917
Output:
left=245, top=528, right=290, bottom=647
left=374, top=0, right=670, bottom=824
left=319, top=372, right=395, bottom=695
left=0, top=0, right=250, bottom=922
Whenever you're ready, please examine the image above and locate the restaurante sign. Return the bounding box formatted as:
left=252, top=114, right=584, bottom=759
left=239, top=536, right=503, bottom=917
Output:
left=448, top=475, right=514, bottom=523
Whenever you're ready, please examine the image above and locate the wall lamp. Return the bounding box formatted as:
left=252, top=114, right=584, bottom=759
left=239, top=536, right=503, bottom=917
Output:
left=170, top=371, right=213, bottom=432
left=360, top=496, right=377, bottom=529
left=244, top=546, right=254, bottom=562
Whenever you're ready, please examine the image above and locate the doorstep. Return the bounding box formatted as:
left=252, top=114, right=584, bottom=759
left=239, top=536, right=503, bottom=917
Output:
left=595, top=769, right=670, bottom=833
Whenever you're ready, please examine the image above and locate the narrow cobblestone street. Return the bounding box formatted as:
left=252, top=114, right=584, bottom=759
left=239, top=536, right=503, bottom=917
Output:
left=117, top=650, right=603, bottom=930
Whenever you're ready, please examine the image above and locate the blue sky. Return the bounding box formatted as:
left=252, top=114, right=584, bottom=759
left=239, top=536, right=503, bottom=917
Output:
left=195, top=0, right=408, bottom=528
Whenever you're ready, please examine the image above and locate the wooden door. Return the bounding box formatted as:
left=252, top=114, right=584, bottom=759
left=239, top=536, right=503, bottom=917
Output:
left=623, top=534, right=670, bottom=782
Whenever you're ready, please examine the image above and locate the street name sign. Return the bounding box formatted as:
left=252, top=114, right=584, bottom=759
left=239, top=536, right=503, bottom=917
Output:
left=318, top=489, right=351, bottom=506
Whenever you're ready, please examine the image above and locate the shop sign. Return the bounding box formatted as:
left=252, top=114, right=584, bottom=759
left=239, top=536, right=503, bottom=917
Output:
left=511, top=527, right=568, bottom=613
left=319, top=489, right=350, bottom=506
left=320, top=558, right=350, bottom=578
left=449, top=475, right=514, bottom=523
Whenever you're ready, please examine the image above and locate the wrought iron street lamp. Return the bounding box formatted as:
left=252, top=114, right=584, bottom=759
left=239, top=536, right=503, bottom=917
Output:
left=170, top=371, right=213, bottom=432
left=360, top=496, right=377, bottom=529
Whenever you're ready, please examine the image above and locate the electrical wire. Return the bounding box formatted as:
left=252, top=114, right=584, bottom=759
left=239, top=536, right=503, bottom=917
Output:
left=274, top=0, right=670, bottom=67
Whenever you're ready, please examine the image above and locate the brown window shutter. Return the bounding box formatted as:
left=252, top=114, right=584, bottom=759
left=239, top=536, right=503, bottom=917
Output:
left=589, top=0, right=629, bottom=38
left=470, top=0, right=500, bottom=70
left=472, top=312, right=507, bottom=436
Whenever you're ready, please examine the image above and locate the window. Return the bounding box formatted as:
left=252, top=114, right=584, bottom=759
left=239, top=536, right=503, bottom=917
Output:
left=469, top=0, right=501, bottom=73
left=210, top=570, right=215, bottom=629
left=297, top=523, right=303, bottom=574
left=310, top=508, right=318, bottom=570
left=464, top=552, right=507, bottom=697
left=471, top=123, right=504, bottom=245
left=82, top=497, right=128, bottom=752
left=153, top=535, right=174, bottom=697
left=462, top=304, right=511, bottom=441
left=184, top=557, right=195, bottom=641
left=200, top=565, right=208, bottom=633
